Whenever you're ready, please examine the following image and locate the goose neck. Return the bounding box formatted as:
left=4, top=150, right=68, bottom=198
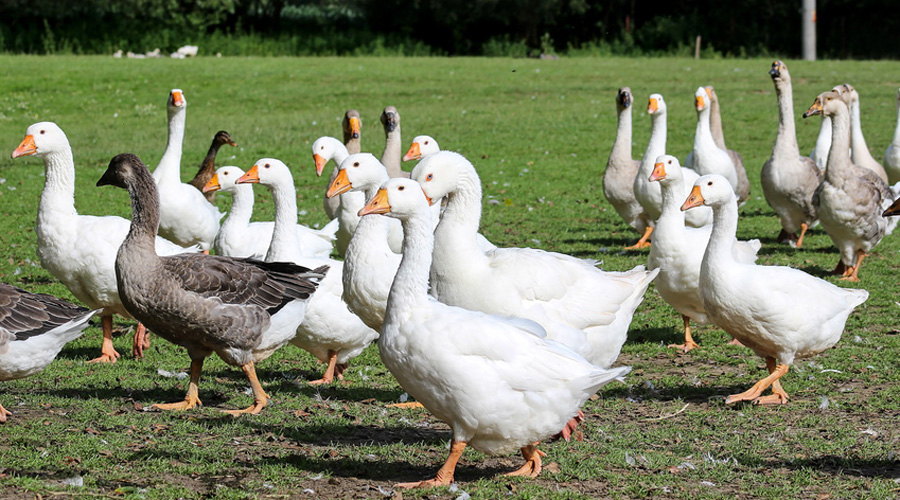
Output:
left=825, top=109, right=853, bottom=184
left=610, top=104, right=633, bottom=163
left=641, top=111, right=667, bottom=167
left=264, top=181, right=299, bottom=262
left=438, top=169, right=483, bottom=236
left=694, top=107, right=714, bottom=147
left=657, top=177, right=686, bottom=226
left=849, top=98, right=870, bottom=153
left=38, top=148, right=77, bottom=217
left=709, top=99, right=726, bottom=149
left=382, top=127, right=403, bottom=174
left=155, top=108, right=185, bottom=183
left=704, top=201, right=738, bottom=268
left=221, top=185, right=255, bottom=233
left=772, top=79, right=800, bottom=158
left=893, top=103, right=900, bottom=147
left=123, top=171, right=163, bottom=255
left=387, top=211, right=434, bottom=309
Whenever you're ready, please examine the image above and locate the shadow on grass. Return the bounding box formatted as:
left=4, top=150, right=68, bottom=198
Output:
left=734, top=454, right=900, bottom=479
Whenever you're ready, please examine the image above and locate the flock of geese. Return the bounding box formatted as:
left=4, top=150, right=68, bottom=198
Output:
left=1, top=59, right=899, bottom=488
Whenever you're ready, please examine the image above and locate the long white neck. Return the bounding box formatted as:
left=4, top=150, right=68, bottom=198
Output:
left=704, top=199, right=739, bottom=272
left=640, top=111, right=667, bottom=171
left=220, top=185, right=255, bottom=238
left=386, top=210, right=433, bottom=313
left=153, top=107, right=185, bottom=184
left=609, top=105, right=633, bottom=166
left=38, top=147, right=77, bottom=219
left=771, top=78, right=800, bottom=159
left=693, top=106, right=714, bottom=150
left=435, top=168, right=484, bottom=245
left=849, top=97, right=871, bottom=160
left=264, top=180, right=300, bottom=262
left=825, top=108, right=853, bottom=185
left=813, top=116, right=832, bottom=166
left=381, top=126, right=403, bottom=176
left=893, top=101, right=900, bottom=147
left=656, top=176, right=686, bottom=227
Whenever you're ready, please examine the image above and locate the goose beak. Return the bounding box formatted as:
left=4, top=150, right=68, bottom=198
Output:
left=769, top=61, right=781, bottom=78
left=11, top=135, right=37, bottom=158
left=403, top=142, right=422, bottom=162
left=423, top=188, right=434, bottom=206
left=649, top=162, right=666, bottom=182
left=803, top=97, right=823, bottom=118
left=326, top=168, right=352, bottom=198
left=695, top=95, right=705, bottom=111
left=681, top=185, right=705, bottom=211
left=236, top=165, right=260, bottom=184
left=171, top=90, right=185, bottom=107
left=314, top=154, right=328, bottom=176
left=648, top=98, right=658, bottom=114
left=883, top=197, right=900, bottom=217
left=358, top=188, right=390, bottom=216
left=349, top=117, right=361, bottom=139
left=202, top=174, right=221, bottom=193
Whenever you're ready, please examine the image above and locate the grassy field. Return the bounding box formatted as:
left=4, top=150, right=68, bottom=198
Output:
left=0, top=55, right=899, bottom=499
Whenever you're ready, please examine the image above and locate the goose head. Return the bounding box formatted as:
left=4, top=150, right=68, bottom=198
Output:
left=769, top=60, right=791, bottom=83
left=311, top=136, right=347, bottom=176
left=327, top=153, right=388, bottom=198
left=616, top=87, right=633, bottom=112
left=647, top=93, right=666, bottom=116
left=236, top=158, right=293, bottom=188
left=214, top=131, right=238, bottom=148
left=681, top=174, right=735, bottom=211
left=380, top=106, right=399, bottom=134
left=694, top=87, right=711, bottom=113
left=11, top=122, right=69, bottom=159
left=203, top=166, right=246, bottom=194
left=97, top=153, right=148, bottom=190
left=343, top=109, right=361, bottom=141
left=167, top=89, right=186, bottom=113
left=358, top=178, right=431, bottom=220
left=403, top=135, right=440, bottom=162
left=411, top=150, right=470, bottom=203
left=648, top=154, right=683, bottom=184
left=802, top=90, right=847, bottom=119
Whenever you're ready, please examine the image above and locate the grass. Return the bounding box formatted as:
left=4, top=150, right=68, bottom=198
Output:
left=0, top=55, right=899, bottom=499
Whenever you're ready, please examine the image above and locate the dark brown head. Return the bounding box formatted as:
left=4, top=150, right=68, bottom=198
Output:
left=380, top=106, right=399, bottom=133
left=214, top=130, right=237, bottom=147
left=97, top=153, right=147, bottom=190
left=616, top=87, right=633, bottom=110
left=343, top=109, right=361, bottom=140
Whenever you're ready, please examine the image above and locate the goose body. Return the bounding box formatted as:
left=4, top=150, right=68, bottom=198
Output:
left=98, top=153, right=325, bottom=414
left=187, top=130, right=237, bottom=202
left=151, top=89, right=223, bottom=250
left=603, top=88, right=649, bottom=246
left=11, top=122, right=197, bottom=362
left=412, top=151, right=658, bottom=368
left=360, top=178, right=629, bottom=487
left=683, top=174, right=868, bottom=405
left=647, top=155, right=760, bottom=352
left=203, top=166, right=336, bottom=259
left=760, top=61, right=822, bottom=248
left=0, top=284, right=95, bottom=422
left=237, top=159, right=378, bottom=385
left=885, top=88, right=900, bottom=185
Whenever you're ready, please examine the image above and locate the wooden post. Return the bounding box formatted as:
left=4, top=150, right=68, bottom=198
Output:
left=802, top=0, right=816, bottom=61
left=695, top=36, right=701, bottom=59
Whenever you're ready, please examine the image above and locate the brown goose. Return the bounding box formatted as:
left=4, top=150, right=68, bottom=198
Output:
left=0, top=284, right=95, bottom=422
left=97, top=153, right=326, bottom=414
left=324, top=110, right=363, bottom=219
left=379, top=106, right=410, bottom=178
left=187, top=131, right=238, bottom=202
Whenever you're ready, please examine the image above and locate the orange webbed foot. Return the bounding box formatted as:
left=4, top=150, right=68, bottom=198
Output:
left=387, top=402, right=425, bottom=409
left=668, top=341, right=700, bottom=353
left=87, top=350, right=120, bottom=364
left=224, top=400, right=267, bottom=416
left=152, top=396, right=202, bottom=411
left=0, top=404, right=11, bottom=423
left=394, top=477, right=453, bottom=489
left=503, top=445, right=546, bottom=478
left=726, top=338, right=745, bottom=346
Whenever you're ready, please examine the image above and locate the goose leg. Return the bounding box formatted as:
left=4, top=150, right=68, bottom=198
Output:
left=88, top=316, right=121, bottom=363
left=795, top=223, right=809, bottom=249
left=387, top=401, right=425, bottom=409
left=726, top=337, right=745, bottom=346
left=503, top=443, right=546, bottom=478
left=725, top=358, right=789, bottom=404
left=624, top=226, right=653, bottom=250
left=309, top=350, right=339, bottom=385
left=555, top=410, right=584, bottom=442
left=752, top=358, right=790, bottom=405
left=0, top=403, right=11, bottom=423
left=668, top=315, right=699, bottom=352
left=395, top=440, right=466, bottom=488
left=839, top=251, right=866, bottom=282
left=132, top=323, right=149, bottom=358
left=224, top=361, right=268, bottom=415
left=153, top=358, right=204, bottom=411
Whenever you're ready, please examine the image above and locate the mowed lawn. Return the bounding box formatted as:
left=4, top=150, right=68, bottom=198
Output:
left=0, top=55, right=899, bottom=499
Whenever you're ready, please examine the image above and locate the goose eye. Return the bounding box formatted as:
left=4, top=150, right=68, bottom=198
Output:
left=398, top=185, right=405, bottom=191
left=353, top=162, right=359, bottom=167
left=667, top=160, right=672, bottom=164
left=223, top=172, right=229, bottom=176
left=40, top=130, right=46, bottom=135
left=426, top=173, right=433, bottom=181
left=424, top=141, right=429, bottom=145
left=707, top=181, right=713, bottom=186
left=264, top=163, right=271, bottom=169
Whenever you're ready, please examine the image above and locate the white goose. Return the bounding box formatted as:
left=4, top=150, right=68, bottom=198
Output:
left=633, top=93, right=712, bottom=237
left=202, top=166, right=336, bottom=259
left=237, top=159, right=378, bottom=385
left=682, top=174, right=868, bottom=405
left=685, top=87, right=746, bottom=204
left=647, top=155, right=760, bottom=352
left=151, top=89, right=222, bottom=251
left=885, top=88, right=900, bottom=184
left=312, top=136, right=367, bottom=257
left=359, top=178, right=629, bottom=487
left=412, top=151, right=658, bottom=368
left=11, top=122, right=196, bottom=362
left=403, top=135, right=441, bottom=162
left=846, top=86, right=890, bottom=184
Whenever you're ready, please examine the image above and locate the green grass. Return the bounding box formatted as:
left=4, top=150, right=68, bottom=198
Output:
left=1, top=55, right=900, bottom=499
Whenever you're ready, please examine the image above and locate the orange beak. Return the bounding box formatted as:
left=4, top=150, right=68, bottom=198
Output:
left=358, top=188, right=391, bottom=216
left=681, top=185, right=705, bottom=211
left=649, top=162, right=666, bottom=182
left=236, top=165, right=260, bottom=184
left=314, top=154, right=328, bottom=176
left=171, top=90, right=185, bottom=107
left=349, top=117, right=361, bottom=139
left=202, top=174, right=221, bottom=193
left=803, top=97, right=823, bottom=118
left=326, top=168, right=352, bottom=198
left=11, top=135, right=37, bottom=158
left=403, top=142, right=422, bottom=162
left=695, top=95, right=705, bottom=111
left=648, top=98, right=658, bottom=114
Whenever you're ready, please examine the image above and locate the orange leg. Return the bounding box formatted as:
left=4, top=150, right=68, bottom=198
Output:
left=795, top=223, right=809, bottom=249
left=88, top=316, right=121, bottom=363
left=309, top=350, right=340, bottom=385
left=0, top=402, right=11, bottom=423
left=753, top=357, right=790, bottom=405
left=387, top=401, right=425, bottom=409
left=725, top=358, right=789, bottom=405
left=831, top=259, right=848, bottom=276
left=395, top=441, right=467, bottom=489
left=132, top=323, right=149, bottom=358
left=555, top=410, right=584, bottom=442
left=224, top=361, right=269, bottom=415
left=503, top=443, right=547, bottom=478
left=839, top=251, right=866, bottom=282
left=153, top=358, right=204, bottom=411
left=624, top=226, right=653, bottom=250
left=668, top=315, right=699, bottom=353
left=726, top=337, right=745, bottom=346
left=202, top=249, right=210, bottom=255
